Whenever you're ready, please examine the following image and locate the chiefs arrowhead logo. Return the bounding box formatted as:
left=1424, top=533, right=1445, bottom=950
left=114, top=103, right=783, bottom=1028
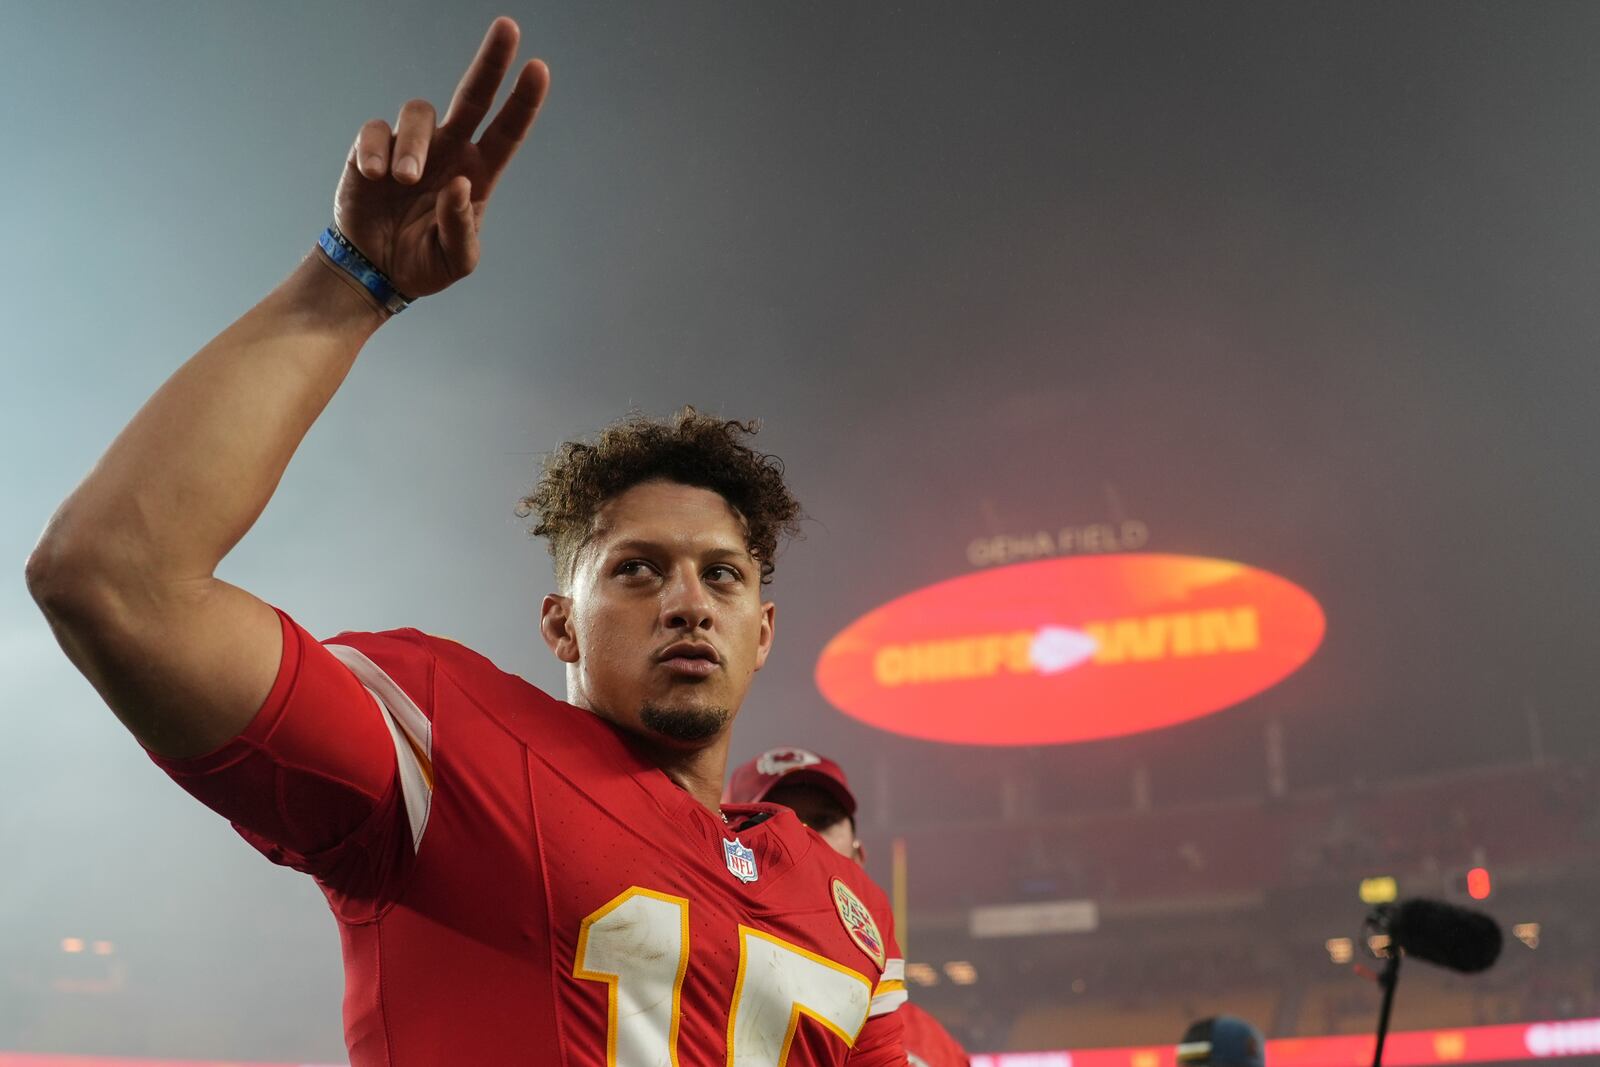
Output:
left=756, top=748, right=822, bottom=777
left=831, top=878, right=886, bottom=969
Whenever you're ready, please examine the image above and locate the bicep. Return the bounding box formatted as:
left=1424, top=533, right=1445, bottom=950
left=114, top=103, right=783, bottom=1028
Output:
left=42, top=574, right=406, bottom=872
left=151, top=604, right=408, bottom=875
left=39, top=575, right=285, bottom=759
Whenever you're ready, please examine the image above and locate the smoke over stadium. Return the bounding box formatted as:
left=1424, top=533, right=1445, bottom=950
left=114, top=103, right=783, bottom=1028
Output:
left=2, top=4, right=1597, bottom=1066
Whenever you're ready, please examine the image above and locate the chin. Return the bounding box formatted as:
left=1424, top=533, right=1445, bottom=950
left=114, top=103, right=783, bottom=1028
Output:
left=639, top=703, right=731, bottom=745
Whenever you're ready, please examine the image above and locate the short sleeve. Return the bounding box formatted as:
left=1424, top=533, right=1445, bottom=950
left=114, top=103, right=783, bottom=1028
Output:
left=850, top=883, right=907, bottom=1064
left=849, top=992, right=906, bottom=1064
left=146, top=606, right=428, bottom=899
left=900, top=1002, right=972, bottom=1067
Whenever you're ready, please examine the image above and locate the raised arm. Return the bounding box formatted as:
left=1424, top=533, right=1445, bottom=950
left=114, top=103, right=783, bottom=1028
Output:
left=25, top=18, right=548, bottom=759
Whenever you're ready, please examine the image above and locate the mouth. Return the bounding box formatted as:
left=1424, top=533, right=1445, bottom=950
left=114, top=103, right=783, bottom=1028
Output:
left=656, top=641, right=721, bottom=679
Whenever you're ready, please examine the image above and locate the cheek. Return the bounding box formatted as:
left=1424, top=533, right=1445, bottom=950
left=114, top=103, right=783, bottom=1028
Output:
left=576, top=593, right=645, bottom=645
left=730, top=601, right=770, bottom=651
left=723, top=631, right=761, bottom=678
left=574, top=605, right=642, bottom=678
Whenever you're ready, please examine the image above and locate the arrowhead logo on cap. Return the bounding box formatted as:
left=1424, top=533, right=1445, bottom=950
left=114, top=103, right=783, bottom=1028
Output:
left=756, top=748, right=822, bottom=777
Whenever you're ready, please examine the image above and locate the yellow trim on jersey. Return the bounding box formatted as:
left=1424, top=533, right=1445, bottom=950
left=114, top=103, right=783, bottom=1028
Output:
left=573, top=887, right=691, bottom=1067
left=398, top=723, right=435, bottom=790
left=871, top=957, right=908, bottom=1015
left=726, top=925, right=874, bottom=1066
left=868, top=989, right=908, bottom=1017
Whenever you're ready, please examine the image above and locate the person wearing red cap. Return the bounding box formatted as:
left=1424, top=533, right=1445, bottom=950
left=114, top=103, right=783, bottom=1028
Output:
left=727, top=747, right=973, bottom=1067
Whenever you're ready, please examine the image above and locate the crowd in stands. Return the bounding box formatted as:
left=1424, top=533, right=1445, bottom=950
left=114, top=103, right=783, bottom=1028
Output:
left=891, top=758, right=1600, bottom=1051
left=894, top=760, right=1600, bottom=911
left=911, top=924, right=1597, bottom=1050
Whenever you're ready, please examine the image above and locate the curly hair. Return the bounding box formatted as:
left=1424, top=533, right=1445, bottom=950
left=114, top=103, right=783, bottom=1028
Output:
left=518, top=407, right=803, bottom=588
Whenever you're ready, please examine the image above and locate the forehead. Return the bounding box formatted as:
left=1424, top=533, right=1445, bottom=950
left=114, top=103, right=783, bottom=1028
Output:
left=587, top=480, right=750, bottom=554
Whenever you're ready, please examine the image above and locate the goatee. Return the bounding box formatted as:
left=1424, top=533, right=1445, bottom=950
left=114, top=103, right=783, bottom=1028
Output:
left=640, top=704, right=731, bottom=743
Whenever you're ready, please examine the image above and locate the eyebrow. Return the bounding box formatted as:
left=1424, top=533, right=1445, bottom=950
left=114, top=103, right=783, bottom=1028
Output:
left=603, top=538, right=754, bottom=562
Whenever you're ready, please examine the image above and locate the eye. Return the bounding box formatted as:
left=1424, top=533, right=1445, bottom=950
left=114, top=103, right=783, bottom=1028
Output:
left=705, top=563, right=743, bottom=584
left=616, top=559, right=659, bottom=579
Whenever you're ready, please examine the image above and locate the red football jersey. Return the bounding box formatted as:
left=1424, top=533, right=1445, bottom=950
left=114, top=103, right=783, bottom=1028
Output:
left=901, top=1002, right=971, bottom=1067
left=149, top=608, right=907, bottom=1065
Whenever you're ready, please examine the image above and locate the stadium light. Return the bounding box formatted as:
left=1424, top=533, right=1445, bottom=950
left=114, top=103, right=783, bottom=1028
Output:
left=944, top=961, right=978, bottom=985
left=1326, top=937, right=1354, bottom=964
left=1359, top=876, right=1398, bottom=904
left=60, top=938, right=84, bottom=954
left=905, top=962, right=939, bottom=986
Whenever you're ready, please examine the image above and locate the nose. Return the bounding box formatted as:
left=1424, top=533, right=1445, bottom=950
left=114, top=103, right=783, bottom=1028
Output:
left=660, top=561, right=714, bottom=632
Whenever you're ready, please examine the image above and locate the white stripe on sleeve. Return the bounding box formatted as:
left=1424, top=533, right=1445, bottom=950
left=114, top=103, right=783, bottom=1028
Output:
left=327, top=644, right=434, bottom=852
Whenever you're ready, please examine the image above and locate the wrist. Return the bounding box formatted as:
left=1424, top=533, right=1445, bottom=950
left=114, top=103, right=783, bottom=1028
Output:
left=316, top=224, right=413, bottom=316
left=295, top=252, right=395, bottom=334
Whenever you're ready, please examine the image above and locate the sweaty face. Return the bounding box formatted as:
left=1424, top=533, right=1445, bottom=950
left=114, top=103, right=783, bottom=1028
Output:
left=542, top=480, right=775, bottom=747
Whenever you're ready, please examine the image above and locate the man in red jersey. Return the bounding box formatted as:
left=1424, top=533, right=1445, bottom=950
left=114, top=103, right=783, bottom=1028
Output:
left=727, top=749, right=972, bottom=1067
left=26, top=17, right=903, bottom=1066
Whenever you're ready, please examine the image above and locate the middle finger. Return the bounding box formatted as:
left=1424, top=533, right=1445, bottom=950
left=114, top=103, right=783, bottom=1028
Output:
left=440, top=17, right=521, bottom=137
left=391, top=98, right=438, bottom=184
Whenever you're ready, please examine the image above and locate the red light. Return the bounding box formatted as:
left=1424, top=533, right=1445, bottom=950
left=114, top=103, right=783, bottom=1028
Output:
left=1467, top=867, right=1492, bottom=900
left=814, top=553, right=1325, bottom=746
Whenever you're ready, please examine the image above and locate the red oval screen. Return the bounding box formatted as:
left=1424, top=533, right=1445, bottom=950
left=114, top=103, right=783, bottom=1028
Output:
left=815, top=553, right=1324, bottom=745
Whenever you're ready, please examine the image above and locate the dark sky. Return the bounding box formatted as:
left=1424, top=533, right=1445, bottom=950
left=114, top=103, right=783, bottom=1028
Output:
left=2, top=2, right=1598, bottom=1058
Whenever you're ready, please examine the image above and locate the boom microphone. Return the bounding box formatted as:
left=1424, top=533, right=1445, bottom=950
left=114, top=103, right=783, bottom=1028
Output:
left=1374, top=898, right=1503, bottom=973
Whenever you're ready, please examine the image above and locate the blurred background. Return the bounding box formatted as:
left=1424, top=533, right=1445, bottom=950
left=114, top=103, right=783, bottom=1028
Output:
left=2, top=1, right=1598, bottom=1063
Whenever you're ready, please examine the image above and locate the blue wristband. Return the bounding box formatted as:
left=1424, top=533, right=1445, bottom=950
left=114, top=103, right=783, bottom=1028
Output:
left=317, top=224, right=413, bottom=315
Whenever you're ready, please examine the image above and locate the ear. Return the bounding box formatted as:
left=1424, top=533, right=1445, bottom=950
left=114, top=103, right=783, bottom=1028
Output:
left=540, top=594, right=580, bottom=664
left=753, top=599, right=777, bottom=671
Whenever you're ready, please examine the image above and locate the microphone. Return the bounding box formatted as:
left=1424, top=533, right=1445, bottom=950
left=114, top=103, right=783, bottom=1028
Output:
left=1373, top=898, right=1503, bottom=974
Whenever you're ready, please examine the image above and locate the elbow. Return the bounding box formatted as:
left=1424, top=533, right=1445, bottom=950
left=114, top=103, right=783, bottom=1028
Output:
left=25, top=534, right=64, bottom=603
left=25, top=532, right=114, bottom=621
left=26, top=536, right=80, bottom=615
left=28, top=525, right=200, bottom=628
left=25, top=505, right=78, bottom=603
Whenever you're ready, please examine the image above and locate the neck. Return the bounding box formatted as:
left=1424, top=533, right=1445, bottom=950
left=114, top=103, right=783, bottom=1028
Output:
left=656, top=743, right=730, bottom=813
left=571, top=691, right=732, bottom=813
left=612, top=731, right=726, bottom=813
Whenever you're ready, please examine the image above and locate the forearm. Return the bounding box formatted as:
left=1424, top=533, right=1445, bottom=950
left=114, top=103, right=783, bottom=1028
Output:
left=29, top=250, right=386, bottom=600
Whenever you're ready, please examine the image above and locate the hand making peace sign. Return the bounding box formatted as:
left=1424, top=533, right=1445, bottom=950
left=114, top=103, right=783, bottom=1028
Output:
left=333, top=17, right=549, bottom=300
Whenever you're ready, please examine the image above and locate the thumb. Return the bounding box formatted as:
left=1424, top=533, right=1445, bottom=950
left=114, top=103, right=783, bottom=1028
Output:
left=437, top=176, right=480, bottom=276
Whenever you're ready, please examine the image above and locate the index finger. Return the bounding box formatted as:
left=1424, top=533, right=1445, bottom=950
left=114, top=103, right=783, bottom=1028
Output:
left=440, top=17, right=521, bottom=136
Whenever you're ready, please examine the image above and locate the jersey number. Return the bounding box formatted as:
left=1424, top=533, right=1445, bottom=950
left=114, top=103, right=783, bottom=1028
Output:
left=575, top=887, right=874, bottom=1067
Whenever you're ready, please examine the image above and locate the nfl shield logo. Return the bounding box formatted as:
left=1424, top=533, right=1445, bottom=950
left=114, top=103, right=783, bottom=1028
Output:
left=723, top=837, right=759, bottom=883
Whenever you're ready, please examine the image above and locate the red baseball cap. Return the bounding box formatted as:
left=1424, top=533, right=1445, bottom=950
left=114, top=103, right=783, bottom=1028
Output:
left=723, top=747, right=857, bottom=817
